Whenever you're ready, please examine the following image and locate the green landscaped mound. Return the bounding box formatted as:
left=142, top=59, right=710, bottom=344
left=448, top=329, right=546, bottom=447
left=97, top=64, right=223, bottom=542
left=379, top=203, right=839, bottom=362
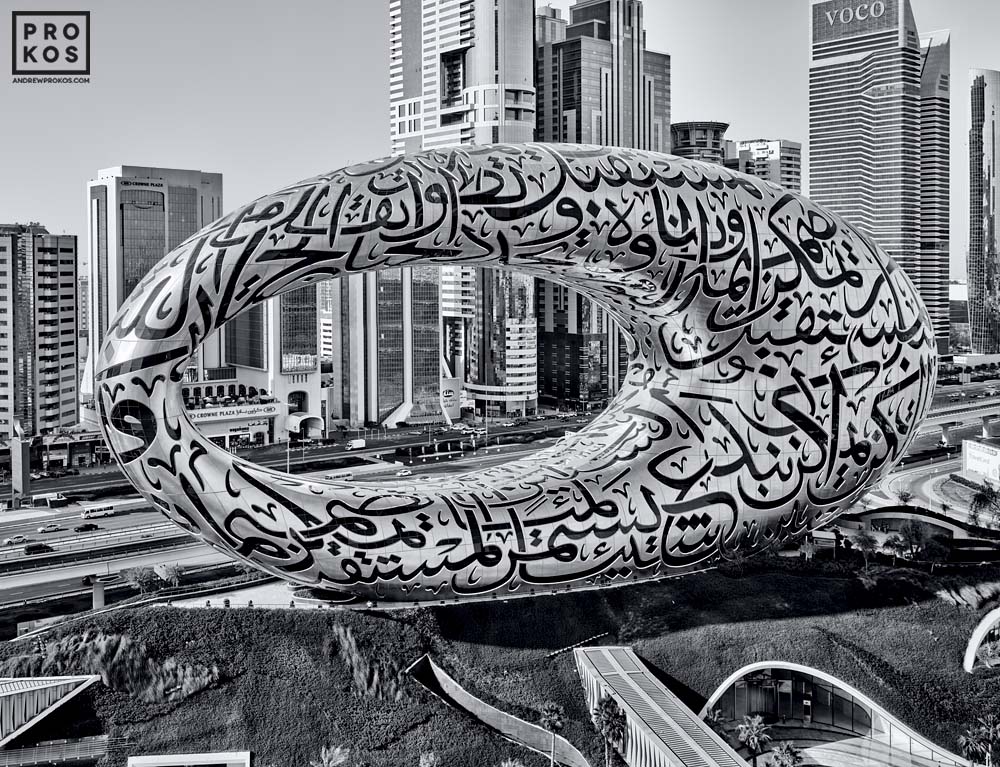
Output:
left=3, top=566, right=999, bottom=767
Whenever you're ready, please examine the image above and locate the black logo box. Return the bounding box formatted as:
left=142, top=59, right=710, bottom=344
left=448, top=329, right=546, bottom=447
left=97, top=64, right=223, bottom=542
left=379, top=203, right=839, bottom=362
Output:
left=11, top=11, right=90, bottom=75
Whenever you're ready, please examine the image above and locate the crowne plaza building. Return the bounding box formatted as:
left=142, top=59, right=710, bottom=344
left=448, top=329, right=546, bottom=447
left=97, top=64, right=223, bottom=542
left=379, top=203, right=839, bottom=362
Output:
left=809, top=0, right=950, bottom=354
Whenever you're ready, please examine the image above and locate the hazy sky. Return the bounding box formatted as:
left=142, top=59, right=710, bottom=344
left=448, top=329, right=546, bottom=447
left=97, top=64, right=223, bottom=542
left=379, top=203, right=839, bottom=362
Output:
left=2, top=0, right=998, bottom=278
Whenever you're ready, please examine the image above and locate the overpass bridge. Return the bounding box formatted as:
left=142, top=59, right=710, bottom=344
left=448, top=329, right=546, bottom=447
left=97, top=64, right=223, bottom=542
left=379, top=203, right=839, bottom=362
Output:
left=919, top=401, right=1000, bottom=444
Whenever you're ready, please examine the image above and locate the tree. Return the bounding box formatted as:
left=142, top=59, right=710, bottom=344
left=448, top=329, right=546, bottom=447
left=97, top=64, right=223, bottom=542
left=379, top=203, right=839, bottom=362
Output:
left=592, top=694, right=627, bottom=767
left=896, top=489, right=914, bottom=506
left=960, top=715, right=1000, bottom=766
left=736, top=714, right=772, bottom=767
left=309, top=745, right=350, bottom=767
left=159, top=564, right=184, bottom=588
left=852, top=530, right=879, bottom=573
left=704, top=708, right=726, bottom=734
left=882, top=534, right=907, bottom=565
left=539, top=701, right=565, bottom=767
left=971, top=482, right=1000, bottom=529
left=497, top=761, right=525, bottom=767
left=769, top=741, right=803, bottom=767
left=923, top=535, right=951, bottom=572
left=120, top=566, right=163, bottom=594
left=899, top=519, right=928, bottom=558
left=419, top=752, right=441, bottom=767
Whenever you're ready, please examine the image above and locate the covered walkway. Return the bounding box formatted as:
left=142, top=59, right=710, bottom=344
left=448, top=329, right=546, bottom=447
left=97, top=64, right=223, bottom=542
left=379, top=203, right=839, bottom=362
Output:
left=575, top=647, right=748, bottom=767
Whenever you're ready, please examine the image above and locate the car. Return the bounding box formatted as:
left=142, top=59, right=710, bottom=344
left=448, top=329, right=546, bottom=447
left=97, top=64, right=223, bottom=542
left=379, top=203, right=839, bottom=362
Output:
left=395, top=469, right=413, bottom=477
left=3, top=535, right=28, bottom=546
left=37, top=523, right=61, bottom=534
left=74, top=523, right=99, bottom=533
left=419, top=475, right=430, bottom=480
left=502, top=422, right=516, bottom=427
left=65, top=468, right=79, bottom=475
left=29, top=472, right=41, bottom=480
left=24, top=543, right=53, bottom=555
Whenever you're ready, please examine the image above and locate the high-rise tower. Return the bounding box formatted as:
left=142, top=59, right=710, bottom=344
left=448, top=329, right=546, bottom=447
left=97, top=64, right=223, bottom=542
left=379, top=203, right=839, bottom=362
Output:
left=534, top=0, right=670, bottom=408
left=969, top=68, right=1000, bottom=353
left=809, top=0, right=949, bottom=354
left=329, top=0, right=538, bottom=426
left=0, top=224, right=78, bottom=436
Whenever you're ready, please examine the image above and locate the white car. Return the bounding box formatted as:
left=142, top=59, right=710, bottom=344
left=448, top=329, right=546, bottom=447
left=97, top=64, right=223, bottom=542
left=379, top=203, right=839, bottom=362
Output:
left=502, top=422, right=516, bottom=427
left=37, top=523, right=61, bottom=534
left=395, top=469, right=413, bottom=477
left=3, top=535, right=27, bottom=546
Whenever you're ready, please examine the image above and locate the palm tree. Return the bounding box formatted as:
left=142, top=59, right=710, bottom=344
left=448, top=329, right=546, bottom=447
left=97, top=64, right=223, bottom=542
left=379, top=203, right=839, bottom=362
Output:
left=497, top=760, right=525, bottom=767
left=896, top=489, right=914, bottom=506
left=419, top=752, right=441, bottom=767
left=736, top=714, right=773, bottom=767
left=309, top=745, right=350, bottom=767
left=960, top=726, right=989, bottom=766
left=704, top=708, right=726, bottom=734
left=769, top=741, right=804, bottom=767
left=882, top=534, right=906, bottom=565
left=592, top=694, right=627, bottom=767
left=960, top=714, right=1000, bottom=767
left=899, top=519, right=928, bottom=558
left=852, top=529, right=879, bottom=573
left=539, top=701, right=565, bottom=767
left=971, top=482, right=1000, bottom=529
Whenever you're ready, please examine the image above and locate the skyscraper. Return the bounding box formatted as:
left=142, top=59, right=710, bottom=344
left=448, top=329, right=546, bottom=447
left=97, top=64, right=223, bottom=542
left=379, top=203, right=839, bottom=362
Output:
left=809, top=0, right=950, bottom=354
left=535, top=1, right=670, bottom=151
left=533, top=0, right=669, bottom=408
left=85, top=165, right=224, bottom=394
left=968, top=68, right=1000, bottom=353
left=85, top=166, right=321, bottom=443
left=724, top=139, right=803, bottom=192
left=330, top=0, right=538, bottom=426
left=0, top=224, right=78, bottom=436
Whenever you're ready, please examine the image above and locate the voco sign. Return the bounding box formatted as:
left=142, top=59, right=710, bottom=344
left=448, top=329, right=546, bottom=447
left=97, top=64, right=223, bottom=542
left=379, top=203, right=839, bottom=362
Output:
left=825, top=1, right=886, bottom=25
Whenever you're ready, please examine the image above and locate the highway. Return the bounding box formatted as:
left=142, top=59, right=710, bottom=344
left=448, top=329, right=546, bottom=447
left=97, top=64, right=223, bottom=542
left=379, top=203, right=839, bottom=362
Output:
left=0, top=545, right=229, bottom=605
left=0, top=394, right=992, bottom=609
left=0, top=413, right=594, bottom=499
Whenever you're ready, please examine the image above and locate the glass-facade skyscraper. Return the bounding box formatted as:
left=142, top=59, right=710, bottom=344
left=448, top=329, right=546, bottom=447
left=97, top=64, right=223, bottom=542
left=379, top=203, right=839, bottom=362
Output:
left=85, top=166, right=224, bottom=397
left=534, top=0, right=670, bottom=408
left=809, top=0, right=950, bottom=355
left=969, top=68, right=1000, bottom=353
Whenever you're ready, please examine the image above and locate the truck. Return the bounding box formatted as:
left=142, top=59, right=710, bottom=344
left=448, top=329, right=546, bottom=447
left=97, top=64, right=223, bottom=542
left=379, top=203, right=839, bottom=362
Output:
left=25, top=492, right=71, bottom=509
left=345, top=439, right=366, bottom=450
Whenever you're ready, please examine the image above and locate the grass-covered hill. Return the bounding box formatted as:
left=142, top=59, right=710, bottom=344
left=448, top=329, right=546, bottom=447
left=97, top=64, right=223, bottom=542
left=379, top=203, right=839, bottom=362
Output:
left=3, top=561, right=999, bottom=767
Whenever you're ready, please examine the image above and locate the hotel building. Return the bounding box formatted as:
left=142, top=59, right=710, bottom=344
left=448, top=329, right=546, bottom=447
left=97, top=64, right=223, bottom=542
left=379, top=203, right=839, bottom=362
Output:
left=86, top=166, right=321, bottom=448
left=809, top=0, right=950, bottom=354
left=969, top=68, right=1000, bottom=353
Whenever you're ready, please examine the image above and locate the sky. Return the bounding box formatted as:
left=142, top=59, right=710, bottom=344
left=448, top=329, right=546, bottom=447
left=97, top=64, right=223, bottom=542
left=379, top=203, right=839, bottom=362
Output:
left=2, top=0, right=998, bottom=278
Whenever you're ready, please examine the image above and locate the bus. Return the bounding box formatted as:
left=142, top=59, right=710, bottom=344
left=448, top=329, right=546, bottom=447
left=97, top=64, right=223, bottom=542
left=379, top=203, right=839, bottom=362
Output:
left=79, top=497, right=148, bottom=519
left=324, top=470, right=355, bottom=482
